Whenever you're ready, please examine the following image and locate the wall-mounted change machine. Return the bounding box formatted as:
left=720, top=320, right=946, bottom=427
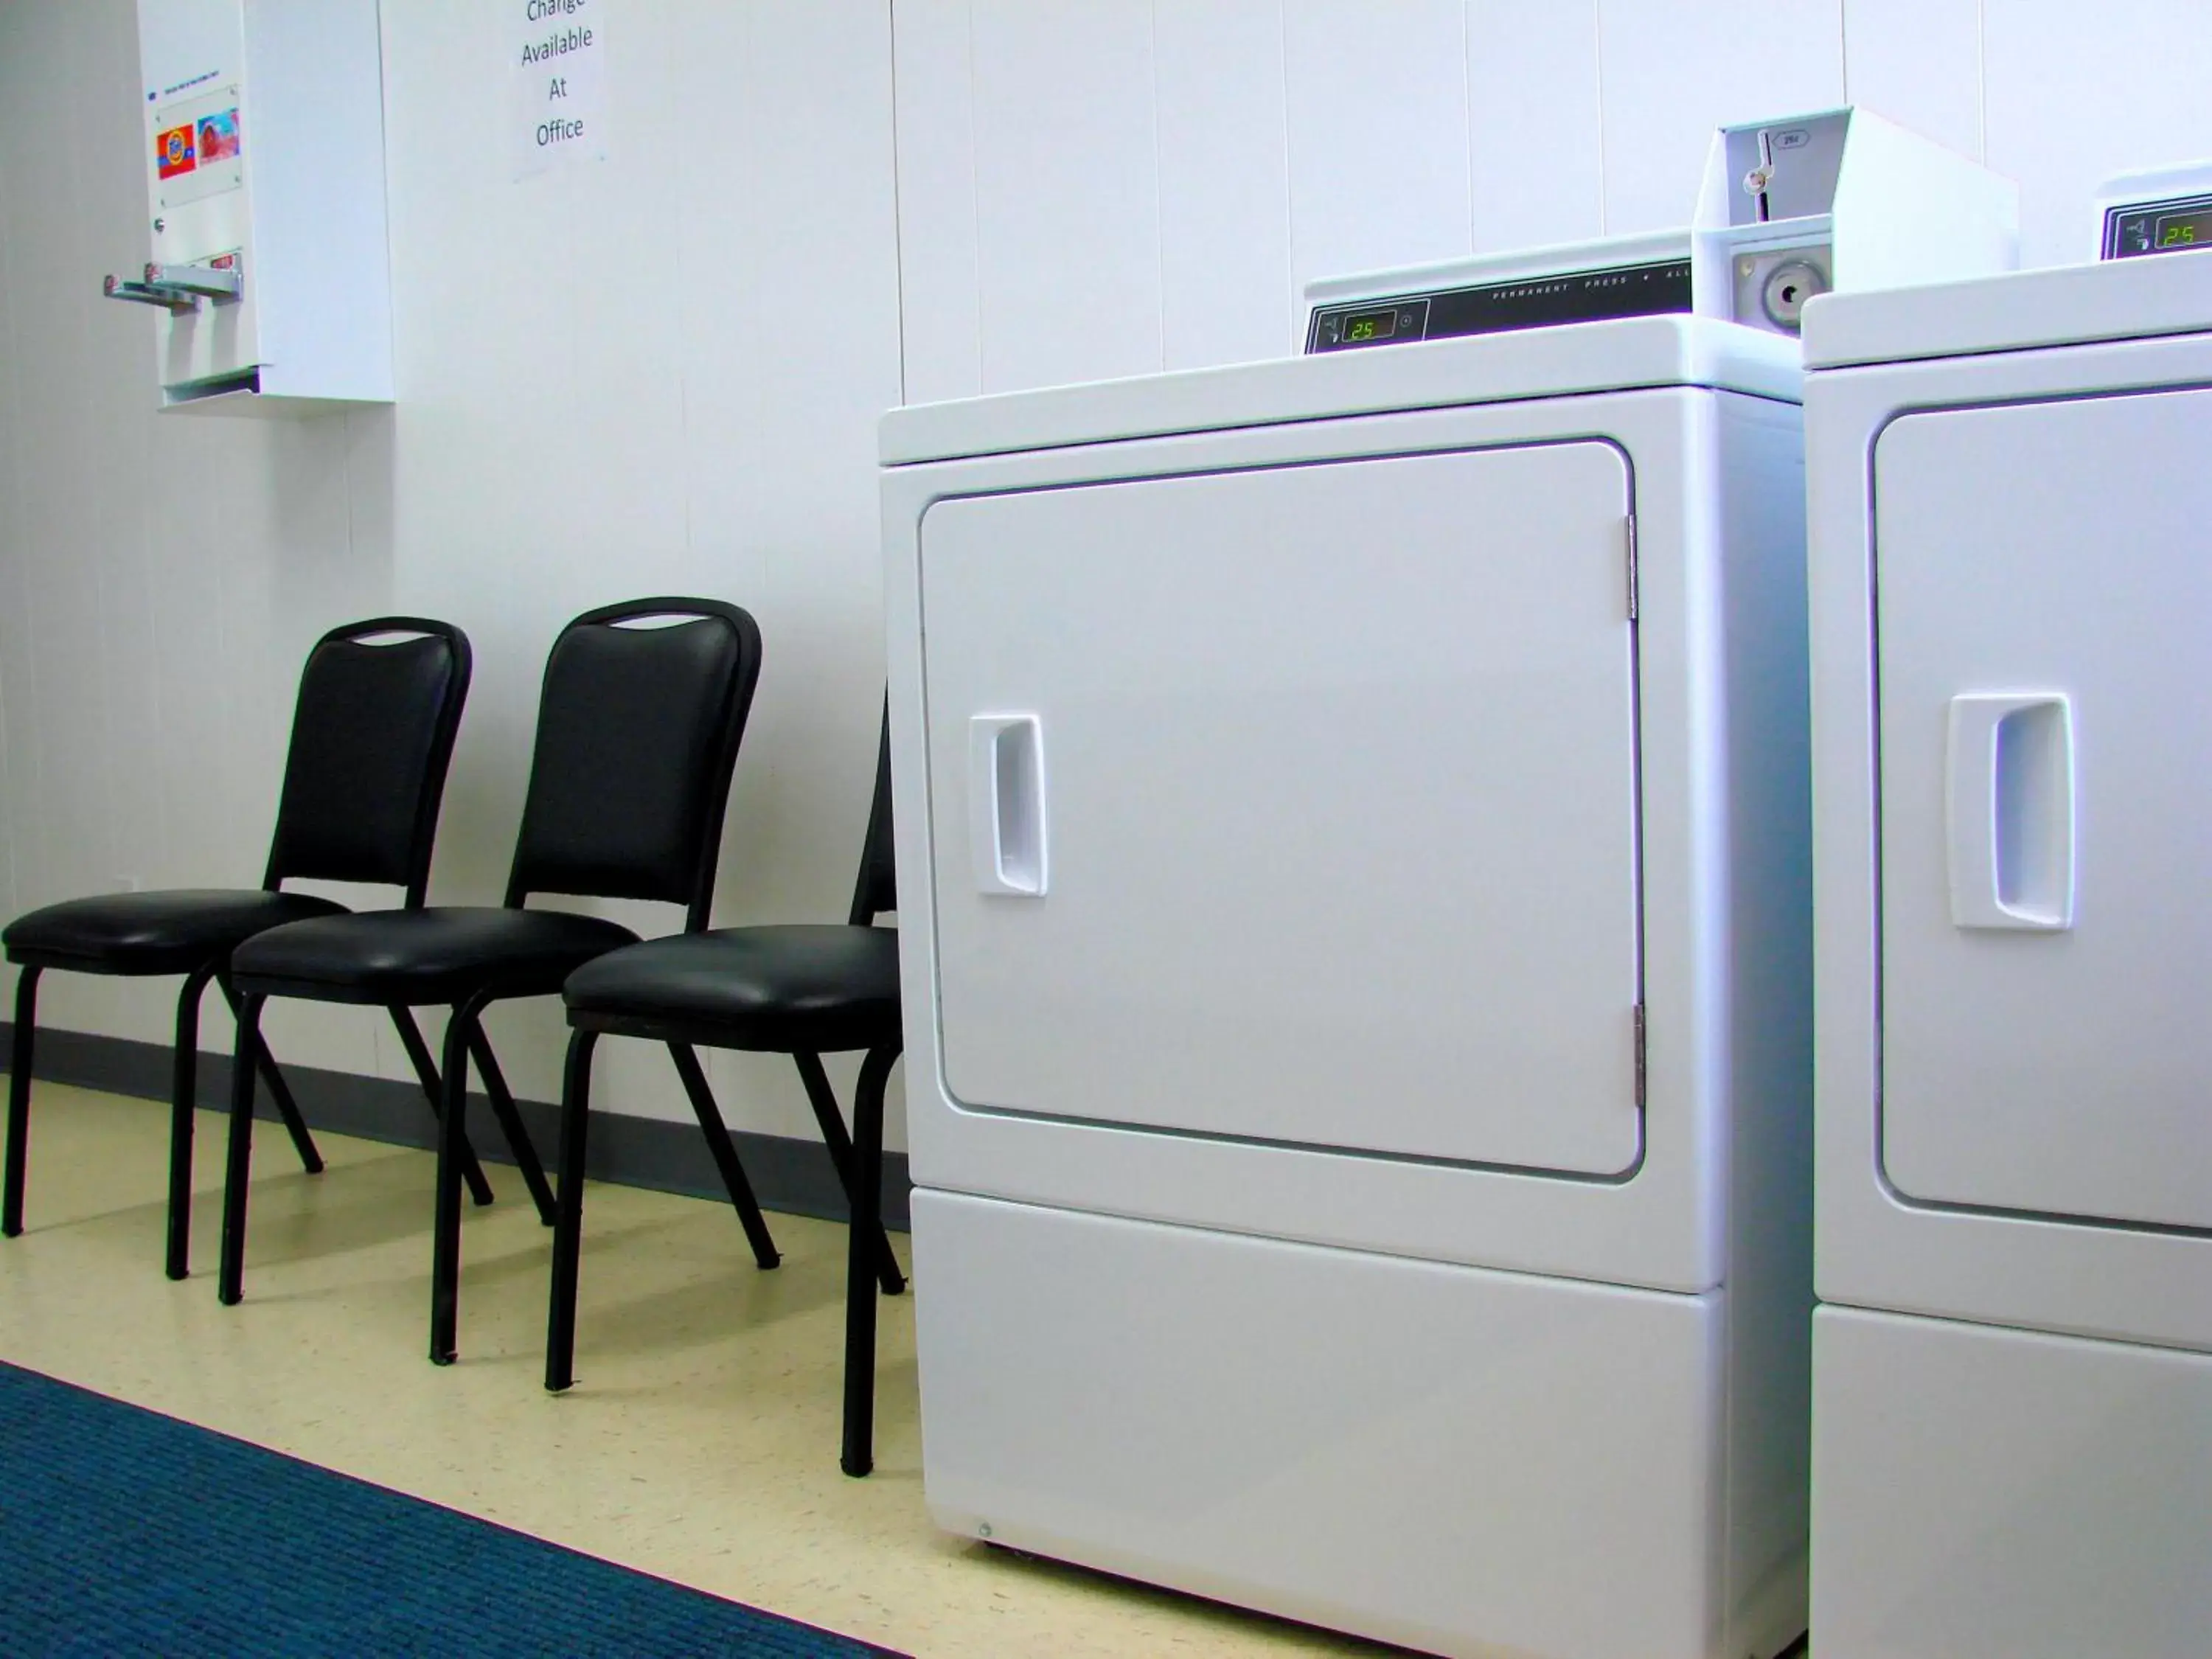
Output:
left=110, top=0, right=392, bottom=414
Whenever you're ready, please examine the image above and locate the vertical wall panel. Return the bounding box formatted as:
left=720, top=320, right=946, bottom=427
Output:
left=543, top=10, right=692, bottom=603
left=72, top=0, right=164, bottom=925
left=1154, top=0, right=1293, bottom=369
left=0, top=0, right=399, bottom=1057
left=1282, top=0, right=1473, bottom=318
left=969, top=0, right=1163, bottom=393
left=1596, top=0, right=1846, bottom=233
left=1843, top=0, right=1983, bottom=162
left=676, top=0, right=914, bottom=1144
left=0, top=1, right=908, bottom=1146
left=0, top=26, right=34, bottom=963
left=892, top=0, right=984, bottom=403
left=1985, top=0, right=2212, bottom=269
left=1466, top=0, right=1605, bottom=251
left=375, top=0, right=905, bottom=1127
left=684, top=0, right=906, bottom=962
left=0, top=131, right=25, bottom=944
left=6, top=0, right=128, bottom=1040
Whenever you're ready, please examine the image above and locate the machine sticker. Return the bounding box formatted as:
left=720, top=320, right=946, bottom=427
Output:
left=196, top=108, right=240, bottom=163
left=156, top=122, right=196, bottom=178
left=150, top=86, right=244, bottom=209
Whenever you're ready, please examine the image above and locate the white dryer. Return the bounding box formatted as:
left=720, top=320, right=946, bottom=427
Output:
left=1804, top=257, right=2212, bottom=1658
left=881, top=316, right=1812, bottom=1659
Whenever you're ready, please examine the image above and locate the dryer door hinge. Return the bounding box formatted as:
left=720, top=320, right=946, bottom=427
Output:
left=1632, top=1002, right=1647, bottom=1109
left=1624, top=513, right=1640, bottom=621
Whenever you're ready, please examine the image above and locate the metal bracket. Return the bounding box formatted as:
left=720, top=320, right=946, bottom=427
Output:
left=102, top=274, right=197, bottom=313
left=146, top=261, right=242, bottom=302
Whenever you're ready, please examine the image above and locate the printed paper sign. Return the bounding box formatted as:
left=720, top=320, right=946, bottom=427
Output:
left=509, top=0, right=608, bottom=178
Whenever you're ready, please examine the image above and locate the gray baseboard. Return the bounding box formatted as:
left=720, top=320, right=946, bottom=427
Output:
left=0, top=1020, right=909, bottom=1231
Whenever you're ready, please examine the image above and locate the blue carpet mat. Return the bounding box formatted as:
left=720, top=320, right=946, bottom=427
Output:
left=0, top=1360, right=902, bottom=1657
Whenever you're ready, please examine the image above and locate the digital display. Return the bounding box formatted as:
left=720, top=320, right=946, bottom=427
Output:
left=1307, top=256, right=1695, bottom=352
left=1341, top=309, right=1399, bottom=344
left=2157, top=209, right=2212, bottom=249
left=2105, top=195, right=2212, bottom=259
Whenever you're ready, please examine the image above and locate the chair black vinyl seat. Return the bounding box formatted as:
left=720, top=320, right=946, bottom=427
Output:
left=230, top=906, right=639, bottom=1006
left=3, top=889, right=348, bottom=977
left=563, top=925, right=901, bottom=1053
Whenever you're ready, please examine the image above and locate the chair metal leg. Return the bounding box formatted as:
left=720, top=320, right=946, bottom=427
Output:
left=217, top=993, right=265, bottom=1306
left=842, top=1043, right=898, bottom=1478
left=164, top=966, right=219, bottom=1280
left=794, top=1050, right=905, bottom=1296
left=217, top=975, right=322, bottom=1176
left=465, top=1025, right=556, bottom=1226
left=255, top=1040, right=325, bottom=1175
left=545, top=1028, right=598, bottom=1393
left=387, top=1004, right=493, bottom=1207
left=666, top=1043, right=779, bottom=1270
left=3, top=966, right=41, bottom=1239
left=429, top=995, right=493, bottom=1365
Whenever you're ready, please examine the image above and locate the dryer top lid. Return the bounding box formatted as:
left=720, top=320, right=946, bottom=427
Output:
left=880, top=313, right=1799, bottom=467
left=1801, top=254, right=2212, bottom=371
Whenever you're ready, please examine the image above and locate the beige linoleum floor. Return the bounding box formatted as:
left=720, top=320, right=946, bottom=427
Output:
left=0, top=1080, right=1405, bottom=1658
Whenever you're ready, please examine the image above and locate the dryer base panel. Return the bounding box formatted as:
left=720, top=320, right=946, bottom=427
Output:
left=1812, top=1305, right=2212, bottom=1659
left=913, top=1190, right=1804, bottom=1659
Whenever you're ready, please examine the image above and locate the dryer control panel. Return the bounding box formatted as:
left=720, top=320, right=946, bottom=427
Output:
left=1302, top=231, right=1694, bottom=355
left=1306, top=256, right=1691, bottom=353
left=2093, top=162, right=2212, bottom=262
left=2102, top=191, right=2212, bottom=259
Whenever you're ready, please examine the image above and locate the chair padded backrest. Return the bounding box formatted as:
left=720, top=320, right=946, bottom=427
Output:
left=507, top=598, right=762, bottom=928
left=848, top=706, right=895, bottom=925
left=265, top=619, right=472, bottom=905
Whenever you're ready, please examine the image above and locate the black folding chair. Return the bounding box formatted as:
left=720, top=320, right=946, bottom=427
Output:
left=1, top=618, right=470, bottom=1279
left=219, top=598, right=765, bottom=1366
left=547, top=714, right=905, bottom=1475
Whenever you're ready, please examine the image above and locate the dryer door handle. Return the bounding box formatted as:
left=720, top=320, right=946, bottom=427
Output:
left=1945, top=692, right=2075, bottom=931
left=970, top=713, right=1048, bottom=897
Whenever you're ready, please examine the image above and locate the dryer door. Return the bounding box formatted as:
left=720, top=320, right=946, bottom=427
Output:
left=919, top=440, right=1644, bottom=1177
left=1875, top=387, right=2212, bottom=1233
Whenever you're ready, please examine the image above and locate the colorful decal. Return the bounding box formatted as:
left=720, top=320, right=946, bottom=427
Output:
left=156, top=123, right=196, bottom=178
left=197, top=108, right=240, bottom=161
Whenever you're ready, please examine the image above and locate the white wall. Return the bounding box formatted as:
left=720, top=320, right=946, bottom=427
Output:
left=6, top=0, right=2212, bottom=1150
left=0, top=0, right=906, bottom=1147
left=894, top=0, right=2212, bottom=401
